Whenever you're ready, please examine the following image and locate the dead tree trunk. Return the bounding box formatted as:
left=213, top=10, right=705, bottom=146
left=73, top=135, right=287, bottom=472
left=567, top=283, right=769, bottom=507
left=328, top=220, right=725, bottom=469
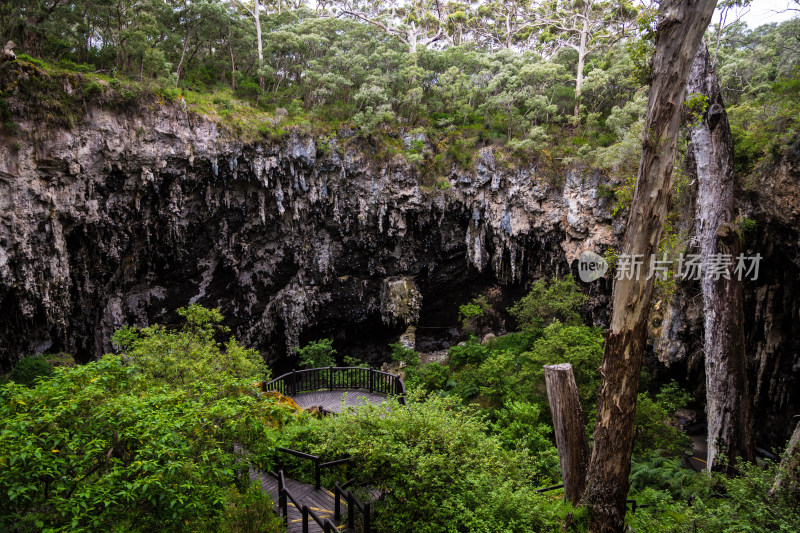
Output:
left=770, top=418, right=800, bottom=497
left=583, top=1, right=717, bottom=531
left=544, top=363, right=589, bottom=503
left=687, top=41, right=754, bottom=473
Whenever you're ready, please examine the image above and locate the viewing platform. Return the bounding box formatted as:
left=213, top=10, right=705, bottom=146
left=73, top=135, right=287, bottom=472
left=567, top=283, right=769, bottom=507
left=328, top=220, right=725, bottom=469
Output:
left=262, top=366, right=406, bottom=414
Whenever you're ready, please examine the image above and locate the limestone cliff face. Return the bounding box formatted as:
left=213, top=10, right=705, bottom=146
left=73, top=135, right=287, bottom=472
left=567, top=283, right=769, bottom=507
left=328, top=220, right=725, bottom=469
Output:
left=0, top=100, right=615, bottom=369
left=3, top=89, right=798, bottom=447
left=655, top=137, right=800, bottom=447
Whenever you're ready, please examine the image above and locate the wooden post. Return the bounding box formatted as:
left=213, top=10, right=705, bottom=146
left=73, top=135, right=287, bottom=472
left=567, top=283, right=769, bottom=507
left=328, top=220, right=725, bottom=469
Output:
left=302, top=506, right=309, bottom=533
left=334, top=483, right=341, bottom=520
left=347, top=491, right=355, bottom=529
left=544, top=363, right=590, bottom=503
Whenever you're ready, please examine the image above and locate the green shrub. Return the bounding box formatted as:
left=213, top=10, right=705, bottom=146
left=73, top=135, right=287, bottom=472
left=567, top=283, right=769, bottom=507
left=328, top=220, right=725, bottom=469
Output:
left=508, top=275, right=588, bottom=330
left=490, top=400, right=560, bottom=481
left=389, top=342, right=418, bottom=366
left=282, top=394, right=561, bottom=532
left=473, top=322, right=604, bottom=413
left=119, top=82, right=142, bottom=101
left=287, top=98, right=304, bottom=117
left=412, top=362, right=453, bottom=392
left=445, top=137, right=475, bottom=168
left=736, top=216, right=757, bottom=233
left=448, top=336, right=491, bottom=368
left=434, top=176, right=451, bottom=190
left=0, top=306, right=297, bottom=532
left=633, top=381, right=692, bottom=455
left=218, top=483, right=285, bottom=533
left=458, top=295, right=490, bottom=334
left=294, top=338, right=336, bottom=368
left=111, top=304, right=268, bottom=387
left=8, top=356, right=53, bottom=387
left=82, top=80, right=104, bottom=97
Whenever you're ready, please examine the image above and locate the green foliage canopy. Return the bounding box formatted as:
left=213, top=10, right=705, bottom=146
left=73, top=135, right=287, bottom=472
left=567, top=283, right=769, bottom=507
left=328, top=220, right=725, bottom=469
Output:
left=0, top=306, right=293, bottom=532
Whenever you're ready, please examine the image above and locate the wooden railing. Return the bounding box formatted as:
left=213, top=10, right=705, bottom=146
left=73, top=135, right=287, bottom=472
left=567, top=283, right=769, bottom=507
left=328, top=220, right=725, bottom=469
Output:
left=276, top=447, right=352, bottom=490
left=262, top=367, right=406, bottom=405
left=276, top=470, right=343, bottom=533
left=273, top=447, right=373, bottom=532
left=334, top=479, right=372, bottom=533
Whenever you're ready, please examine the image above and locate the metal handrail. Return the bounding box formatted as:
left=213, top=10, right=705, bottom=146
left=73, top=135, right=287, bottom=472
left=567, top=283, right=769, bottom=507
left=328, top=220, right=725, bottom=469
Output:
left=334, top=480, right=372, bottom=533
left=275, top=447, right=353, bottom=490
left=275, top=469, right=343, bottom=533
left=262, top=366, right=407, bottom=405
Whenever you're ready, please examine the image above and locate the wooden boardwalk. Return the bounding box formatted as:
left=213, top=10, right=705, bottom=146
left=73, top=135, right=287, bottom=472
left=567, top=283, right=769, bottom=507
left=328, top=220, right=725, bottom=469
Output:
left=291, top=390, right=390, bottom=413
left=250, top=468, right=352, bottom=533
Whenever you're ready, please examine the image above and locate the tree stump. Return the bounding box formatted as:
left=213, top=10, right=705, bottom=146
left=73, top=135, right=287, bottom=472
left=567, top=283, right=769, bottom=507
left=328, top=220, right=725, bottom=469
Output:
left=544, top=363, right=589, bottom=503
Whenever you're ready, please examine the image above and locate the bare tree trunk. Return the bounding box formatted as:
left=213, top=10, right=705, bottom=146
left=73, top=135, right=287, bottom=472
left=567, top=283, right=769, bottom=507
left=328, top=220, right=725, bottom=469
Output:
left=255, top=0, right=264, bottom=91
left=228, top=27, right=237, bottom=90
left=175, top=32, right=190, bottom=86
left=573, top=17, right=589, bottom=119
left=771, top=419, right=800, bottom=497
left=687, top=41, right=754, bottom=473
left=545, top=364, right=589, bottom=503
left=583, top=1, right=717, bottom=532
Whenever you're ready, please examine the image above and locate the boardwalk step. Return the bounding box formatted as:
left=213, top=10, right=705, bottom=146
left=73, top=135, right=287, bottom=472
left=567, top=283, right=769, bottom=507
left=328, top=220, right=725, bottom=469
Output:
left=250, top=469, right=354, bottom=533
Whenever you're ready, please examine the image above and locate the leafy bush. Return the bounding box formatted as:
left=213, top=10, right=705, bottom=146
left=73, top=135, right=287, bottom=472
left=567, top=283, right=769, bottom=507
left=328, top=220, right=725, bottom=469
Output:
left=508, top=275, right=588, bottom=330
left=514, top=322, right=604, bottom=413
left=281, top=394, right=562, bottom=532
left=628, top=458, right=800, bottom=533
left=8, top=356, right=53, bottom=387
left=412, top=362, right=453, bottom=392
left=294, top=338, right=336, bottom=368
left=633, top=381, right=692, bottom=455
left=218, top=483, right=286, bottom=533
left=490, top=400, right=560, bottom=481
left=112, top=304, right=268, bottom=387
left=119, top=82, right=142, bottom=102
left=0, top=306, right=296, bottom=532
left=389, top=342, right=419, bottom=366
left=445, top=137, right=476, bottom=168
left=447, top=336, right=491, bottom=368
left=82, top=80, right=104, bottom=97
left=458, top=295, right=490, bottom=334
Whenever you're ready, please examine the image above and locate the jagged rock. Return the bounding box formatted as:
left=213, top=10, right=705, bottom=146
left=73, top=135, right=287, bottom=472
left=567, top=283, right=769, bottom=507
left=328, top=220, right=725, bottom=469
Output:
left=381, top=278, right=422, bottom=327
left=398, top=325, right=416, bottom=350
left=654, top=137, right=800, bottom=449
left=0, top=98, right=615, bottom=369
left=2, top=88, right=797, bottom=449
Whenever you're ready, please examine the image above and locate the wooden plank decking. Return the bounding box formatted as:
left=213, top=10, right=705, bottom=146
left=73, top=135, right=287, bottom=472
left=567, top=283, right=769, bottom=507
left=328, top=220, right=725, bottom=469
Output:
left=250, top=468, right=352, bottom=533
left=291, top=390, right=390, bottom=413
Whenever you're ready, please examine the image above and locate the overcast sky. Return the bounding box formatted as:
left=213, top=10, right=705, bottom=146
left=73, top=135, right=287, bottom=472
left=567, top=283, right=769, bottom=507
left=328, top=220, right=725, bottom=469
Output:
left=732, top=0, right=798, bottom=29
